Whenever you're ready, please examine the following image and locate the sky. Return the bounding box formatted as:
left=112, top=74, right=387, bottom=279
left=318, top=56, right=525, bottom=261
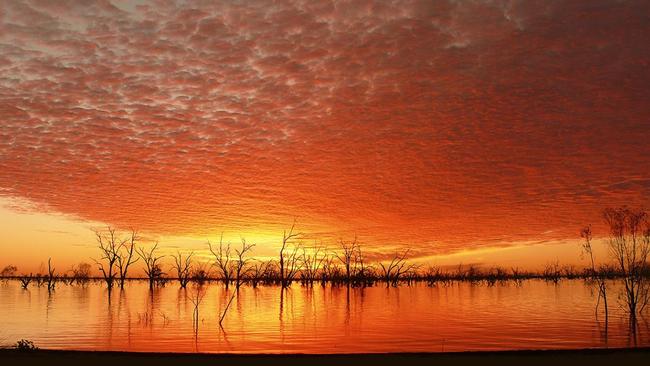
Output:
left=0, top=0, right=649, bottom=273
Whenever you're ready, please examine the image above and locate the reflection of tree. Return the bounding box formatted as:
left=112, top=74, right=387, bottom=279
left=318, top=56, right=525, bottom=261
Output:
left=115, top=288, right=133, bottom=347
left=189, top=284, right=206, bottom=352
left=140, top=286, right=162, bottom=329
left=345, top=286, right=350, bottom=326
left=218, top=287, right=236, bottom=327
left=279, top=287, right=285, bottom=323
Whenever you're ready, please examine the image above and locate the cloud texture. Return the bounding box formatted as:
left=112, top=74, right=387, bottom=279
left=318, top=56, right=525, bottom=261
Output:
left=1, top=0, right=649, bottom=254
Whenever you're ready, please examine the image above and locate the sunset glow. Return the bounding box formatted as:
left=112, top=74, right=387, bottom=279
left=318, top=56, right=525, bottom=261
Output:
left=1, top=0, right=649, bottom=273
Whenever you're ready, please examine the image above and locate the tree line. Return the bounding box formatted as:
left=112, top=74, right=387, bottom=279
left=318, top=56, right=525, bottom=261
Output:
left=2, top=209, right=649, bottom=303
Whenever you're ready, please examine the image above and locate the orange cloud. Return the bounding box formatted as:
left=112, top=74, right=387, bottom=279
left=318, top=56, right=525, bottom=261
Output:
left=0, top=0, right=649, bottom=257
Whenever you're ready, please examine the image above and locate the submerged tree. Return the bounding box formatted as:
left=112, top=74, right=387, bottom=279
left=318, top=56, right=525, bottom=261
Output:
left=191, top=261, right=211, bottom=285
left=46, top=258, right=56, bottom=292
left=379, top=249, right=417, bottom=286
left=301, top=243, right=327, bottom=285
left=19, top=274, right=32, bottom=289
left=279, top=220, right=302, bottom=288
left=336, top=237, right=358, bottom=284
left=603, top=207, right=650, bottom=326
left=581, top=225, right=608, bottom=324
left=137, top=242, right=165, bottom=289
left=173, top=251, right=194, bottom=288
left=249, top=259, right=272, bottom=288
left=355, top=243, right=372, bottom=285
left=234, top=239, right=255, bottom=289
left=208, top=234, right=234, bottom=288
left=116, top=229, right=140, bottom=289
left=92, top=227, right=124, bottom=291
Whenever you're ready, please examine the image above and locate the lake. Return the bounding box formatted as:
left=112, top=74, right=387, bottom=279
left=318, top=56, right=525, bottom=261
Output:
left=0, top=279, right=648, bottom=353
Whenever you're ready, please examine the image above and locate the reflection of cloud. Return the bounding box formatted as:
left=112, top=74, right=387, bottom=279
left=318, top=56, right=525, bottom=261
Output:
left=0, top=0, right=649, bottom=256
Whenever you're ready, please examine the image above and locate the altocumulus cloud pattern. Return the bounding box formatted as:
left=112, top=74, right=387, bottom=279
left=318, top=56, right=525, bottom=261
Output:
left=0, top=0, right=649, bottom=255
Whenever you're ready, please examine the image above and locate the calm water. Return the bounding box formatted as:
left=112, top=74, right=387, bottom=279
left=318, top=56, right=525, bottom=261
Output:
left=0, top=279, right=648, bottom=353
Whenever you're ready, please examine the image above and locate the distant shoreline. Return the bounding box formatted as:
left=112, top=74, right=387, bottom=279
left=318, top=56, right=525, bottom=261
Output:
left=1, top=347, right=649, bottom=365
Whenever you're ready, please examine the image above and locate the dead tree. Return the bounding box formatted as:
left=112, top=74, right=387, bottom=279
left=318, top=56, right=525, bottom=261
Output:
left=321, top=254, right=340, bottom=284
left=336, top=237, right=358, bottom=284
left=379, top=249, right=416, bottom=286
left=173, top=251, right=194, bottom=288
left=191, top=261, right=211, bottom=285
left=92, top=227, right=124, bottom=291
left=116, top=229, right=140, bottom=289
left=234, top=239, right=255, bottom=289
left=19, top=274, right=32, bottom=289
left=581, top=225, right=608, bottom=323
left=355, top=244, right=365, bottom=277
left=279, top=220, right=302, bottom=288
left=136, top=242, right=165, bottom=289
left=354, top=244, right=375, bottom=286
left=208, top=234, right=234, bottom=288
left=301, top=244, right=327, bottom=285
left=603, top=207, right=650, bottom=326
left=249, top=260, right=271, bottom=288
left=46, top=258, right=56, bottom=292
left=542, top=261, right=562, bottom=283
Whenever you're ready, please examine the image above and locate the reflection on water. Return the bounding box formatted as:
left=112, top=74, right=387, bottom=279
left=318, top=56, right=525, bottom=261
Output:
left=0, top=279, right=648, bottom=353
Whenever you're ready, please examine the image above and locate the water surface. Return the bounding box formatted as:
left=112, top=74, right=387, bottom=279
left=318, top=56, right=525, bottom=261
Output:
left=1, top=279, right=648, bottom=353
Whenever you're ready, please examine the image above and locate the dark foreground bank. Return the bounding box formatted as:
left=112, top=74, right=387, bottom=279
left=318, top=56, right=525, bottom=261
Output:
left=1, top=348, right=649, bottom=366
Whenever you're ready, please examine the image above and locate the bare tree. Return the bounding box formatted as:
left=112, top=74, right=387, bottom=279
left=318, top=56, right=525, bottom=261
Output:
left=581, top=225, right=608, bottom=323
left=379, top=249, right=417, bottom=286
left=208, top=234, right=234, bottom=288
left=336, top=237, right=358, bottom=284
left=355, top=244, right=369, bottom=283
left=116, top=229, right=140, bottom=289
left=603, top=207, right=650, bottom=325
left=542, top=261, right=562, bottom=283
left=249, top=260, right=271, bottom=288
left=279, top=220, right=302, bottom=288
left=234, top=239, right=255, bottom=289
left=173, top=251, right=194, bottom=288
left=319, top=253, right=336, bottom=283
left=301, top=244, right=327, bottom=285
left=92, top=227, right=124, bottom=291
left=136, top=242, right=165, bottom=289
left=46, top=258, right=56, bottom=292
left=191, top=261, right=211, bottom=285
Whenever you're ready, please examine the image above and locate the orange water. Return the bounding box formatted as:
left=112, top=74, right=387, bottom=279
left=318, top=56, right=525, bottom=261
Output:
left=0, top=279, right=648, bottom=353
